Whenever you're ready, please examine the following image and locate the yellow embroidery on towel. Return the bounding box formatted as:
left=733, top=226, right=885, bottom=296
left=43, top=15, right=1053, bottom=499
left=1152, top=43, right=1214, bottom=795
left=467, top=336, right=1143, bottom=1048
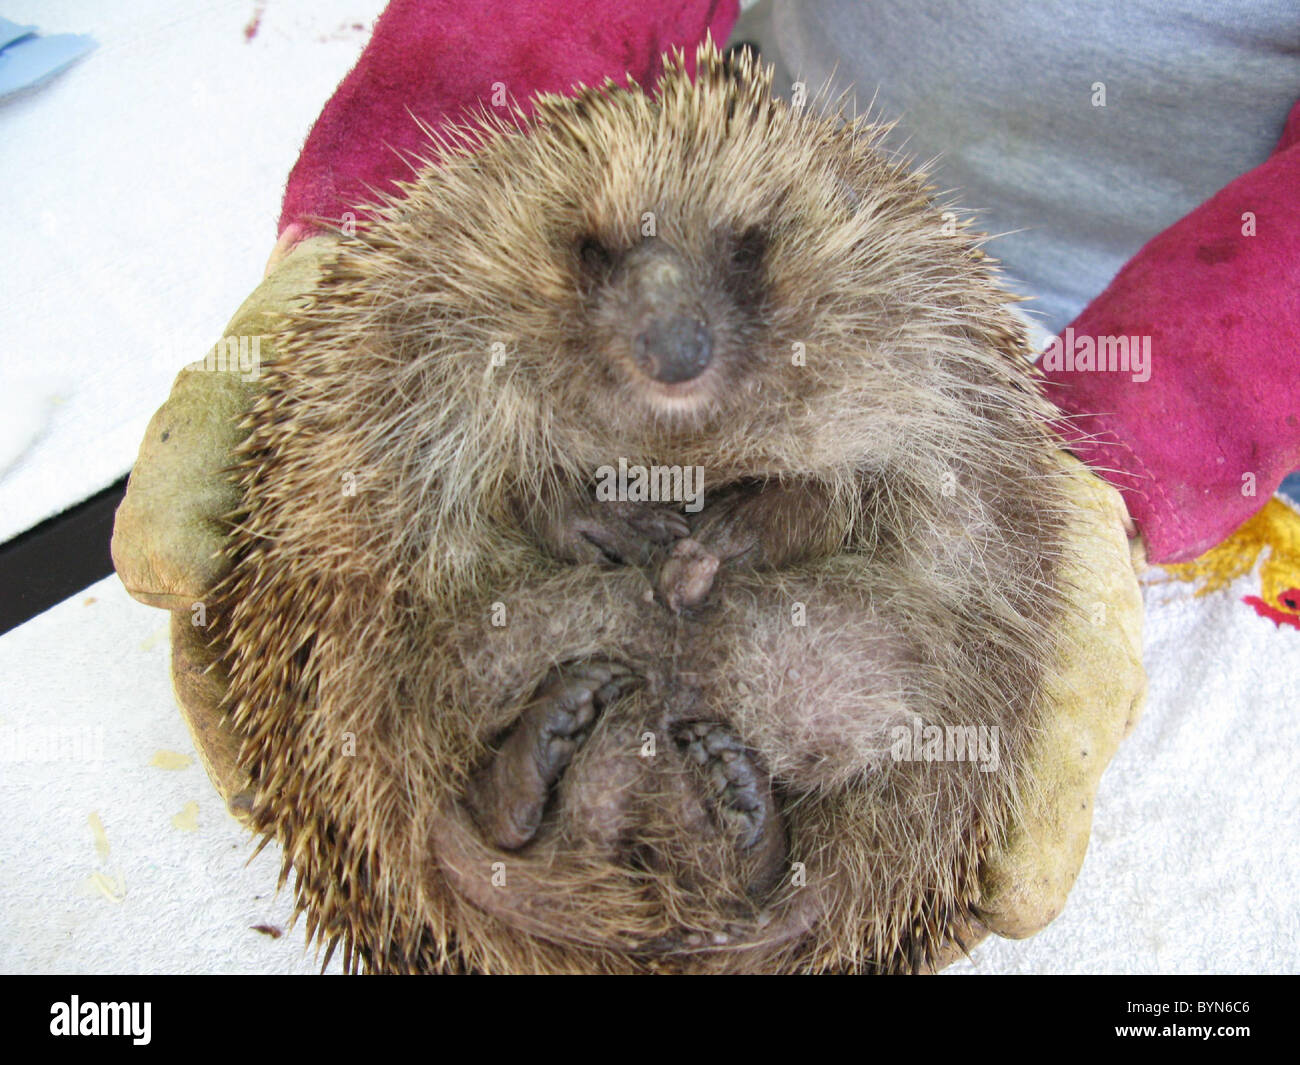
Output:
left=1163, top=498, right=1300, bottom=626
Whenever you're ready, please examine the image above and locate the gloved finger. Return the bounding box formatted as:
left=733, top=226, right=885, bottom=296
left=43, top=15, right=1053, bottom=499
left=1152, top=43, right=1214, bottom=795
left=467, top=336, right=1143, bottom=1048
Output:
left=111, top=237, right=339, bottom=609
left=974, top=452, right=1146, bottom=940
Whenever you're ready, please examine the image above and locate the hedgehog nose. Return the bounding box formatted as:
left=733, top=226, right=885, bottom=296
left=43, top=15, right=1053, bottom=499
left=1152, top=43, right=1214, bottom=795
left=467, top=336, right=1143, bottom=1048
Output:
left=634, top=315, right=713, bottom=383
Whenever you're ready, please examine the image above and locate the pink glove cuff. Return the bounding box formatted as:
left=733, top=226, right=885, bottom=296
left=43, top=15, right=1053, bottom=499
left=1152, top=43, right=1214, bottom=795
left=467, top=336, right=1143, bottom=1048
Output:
left=278, top=0, right=737, bottom=241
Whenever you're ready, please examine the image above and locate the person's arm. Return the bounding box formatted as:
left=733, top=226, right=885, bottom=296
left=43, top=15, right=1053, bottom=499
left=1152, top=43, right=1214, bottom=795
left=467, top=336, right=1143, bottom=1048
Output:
left=1041, top=100, right=1300, bottom=564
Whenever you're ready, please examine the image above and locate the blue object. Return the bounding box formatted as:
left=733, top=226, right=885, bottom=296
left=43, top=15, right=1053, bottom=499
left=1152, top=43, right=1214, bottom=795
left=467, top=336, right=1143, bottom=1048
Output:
left=0, top=18, right=35, bottom=50
left=0, top=17, right=95, bottom=99
left=1278, top=472, right=1300, bottom=510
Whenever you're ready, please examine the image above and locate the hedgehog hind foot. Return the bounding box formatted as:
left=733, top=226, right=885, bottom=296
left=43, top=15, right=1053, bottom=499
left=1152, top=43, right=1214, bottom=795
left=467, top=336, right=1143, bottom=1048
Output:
left=671, top=719, right=787, bottom=897
left=465, top=661, right=640, bottom=850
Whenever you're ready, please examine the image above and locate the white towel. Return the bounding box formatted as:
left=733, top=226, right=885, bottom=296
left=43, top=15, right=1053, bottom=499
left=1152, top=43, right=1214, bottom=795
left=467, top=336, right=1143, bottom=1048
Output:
left=0, top=0, right=387, bottom=542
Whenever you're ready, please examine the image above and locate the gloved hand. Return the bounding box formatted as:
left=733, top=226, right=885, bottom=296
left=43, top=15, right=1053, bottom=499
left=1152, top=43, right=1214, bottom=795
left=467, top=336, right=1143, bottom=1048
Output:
left=111, top=237, right=339, bottom=804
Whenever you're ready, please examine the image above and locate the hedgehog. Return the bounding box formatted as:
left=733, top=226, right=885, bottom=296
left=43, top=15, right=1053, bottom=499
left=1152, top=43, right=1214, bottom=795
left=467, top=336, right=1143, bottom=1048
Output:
left=210, top=42, right=1078, bottom=974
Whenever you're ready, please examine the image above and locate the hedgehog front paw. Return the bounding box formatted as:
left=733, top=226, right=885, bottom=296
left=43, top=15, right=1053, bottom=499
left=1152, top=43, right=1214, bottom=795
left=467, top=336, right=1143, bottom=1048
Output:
left=654, top=489, right=765, bottom=610
left=561, top=499, right=690, bottom=566
left=466, top=662, right=641, bottom=850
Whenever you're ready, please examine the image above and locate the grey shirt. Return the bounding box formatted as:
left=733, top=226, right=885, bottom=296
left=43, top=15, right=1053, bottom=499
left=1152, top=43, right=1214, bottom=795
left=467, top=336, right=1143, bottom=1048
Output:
left=731, top=0, right=1300, bottom=334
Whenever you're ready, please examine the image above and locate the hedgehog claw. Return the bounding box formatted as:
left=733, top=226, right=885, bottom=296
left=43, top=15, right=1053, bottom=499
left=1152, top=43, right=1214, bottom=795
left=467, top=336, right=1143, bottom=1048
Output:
left=467, top=662, right=640, bottom=850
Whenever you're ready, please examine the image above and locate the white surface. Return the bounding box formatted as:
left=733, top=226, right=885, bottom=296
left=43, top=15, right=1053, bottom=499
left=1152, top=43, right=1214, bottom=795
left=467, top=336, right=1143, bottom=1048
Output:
left=1, top=565, right=1295, bottom=974
left=948, top=567, right=1300, bottom=975
left=0, top=573, right=343, bottom=974
left=0, top=0, right=387, bottom=542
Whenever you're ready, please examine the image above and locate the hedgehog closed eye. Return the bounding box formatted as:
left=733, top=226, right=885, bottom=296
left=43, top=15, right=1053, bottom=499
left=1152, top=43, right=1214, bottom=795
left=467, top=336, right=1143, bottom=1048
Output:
left=578, top=236, right=613, bottom=272
left=731, top=226, right=767, bottom=269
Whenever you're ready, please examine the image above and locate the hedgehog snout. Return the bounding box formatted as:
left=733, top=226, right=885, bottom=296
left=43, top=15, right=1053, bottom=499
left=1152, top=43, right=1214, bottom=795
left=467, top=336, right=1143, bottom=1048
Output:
left=633, top=314, right=714, bottom=383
